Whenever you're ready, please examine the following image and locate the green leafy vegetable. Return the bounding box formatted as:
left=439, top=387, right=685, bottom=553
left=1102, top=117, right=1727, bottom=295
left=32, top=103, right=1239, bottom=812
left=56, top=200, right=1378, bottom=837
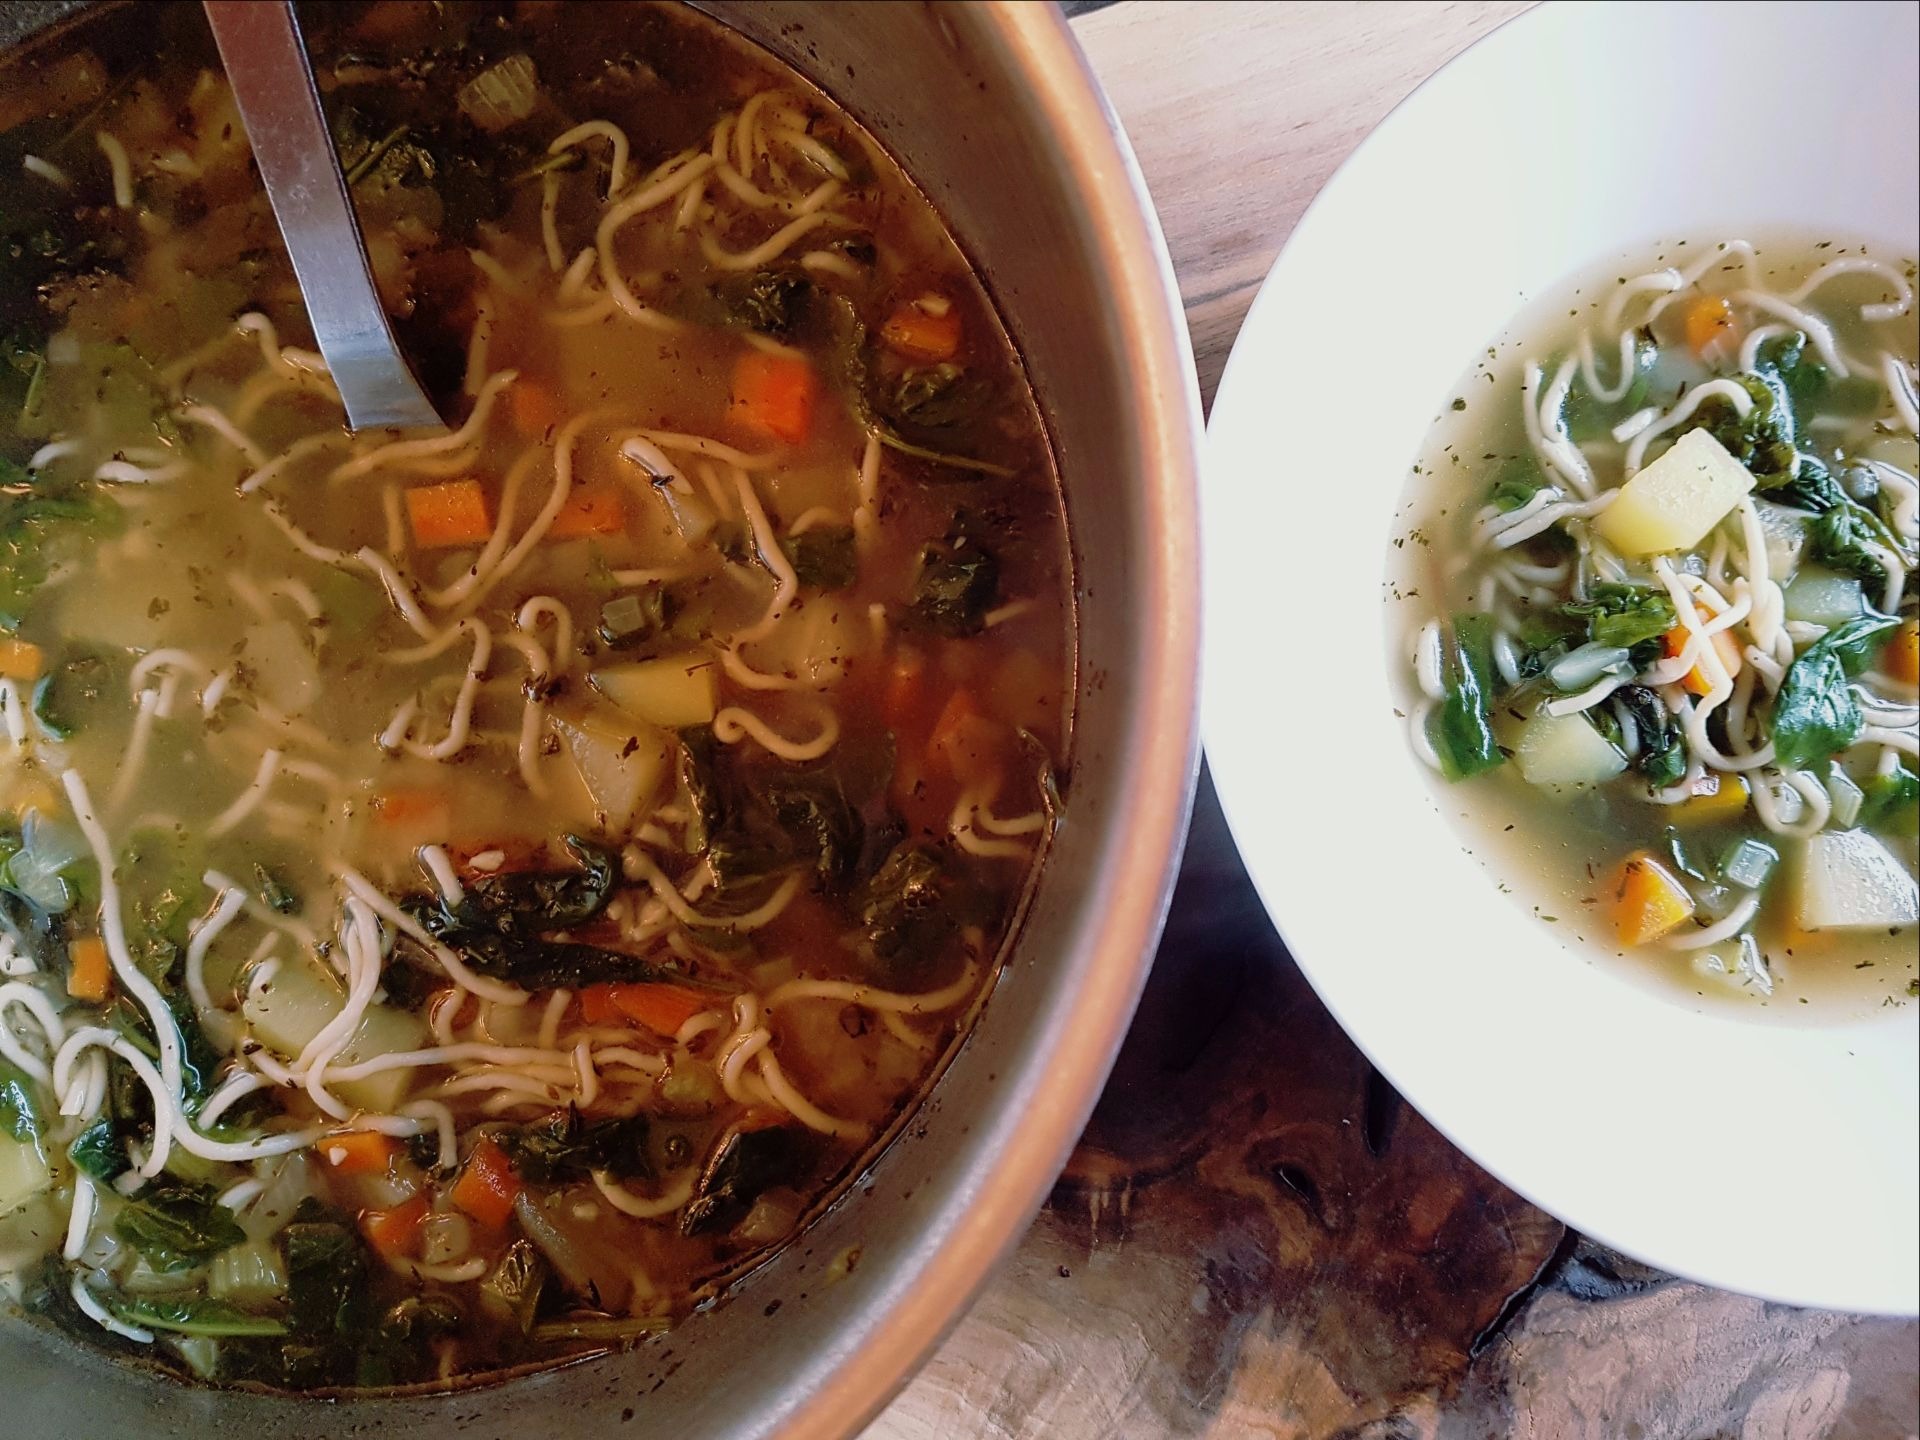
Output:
left=356, top=1295, right=463, bottom=1387
left=715, top=270, right=811, bottom=336
left=856, top=842, right=979, bottom=979
left=1858, top=764, right=1919, bottom=836
left=0, top=1059, right=43, bottom=1143
left=884, top=363, right=991, bottom=433
left=596, top=586, right=678, bottom=651
left=1486, top=454, right=1549, bottom=513
left=254, top=863, right=298, bottom=915
left=781, top=526, right=858, bottom=591
left=1559, top=330, right=1655, bottom=442
left=68, top=1114, right=130, bottom=1181
left=478, top=1239, right=546, bottom=1334
left=1428, top=612, right=1504, bottom=781
left=114, top=1182, right=246, bottom=1272
left=1615, top=685, right=1688, bottom=788
left=1694, top=372, right=1798, bottom=480
left=1808, top=503, right=1902, bottom=585
left=1559, top=584, right=1676, bottom=650
left=111, top=1297, right=287, bottom=1338
left=456, top=835, right=617, bottom=934
left=500, top=1108, right=653, bottom=1183
left=1770, top=613, right=1901, bottom=768
left=1, top=489, right=123, bottom=633
left=30, top=646, right=122, bottom=738
left=282, top=1197, right=371, bottom=1338
left=910, top=533, right=999, bottom=636
left=680, top=1123, right=806, bottom=1237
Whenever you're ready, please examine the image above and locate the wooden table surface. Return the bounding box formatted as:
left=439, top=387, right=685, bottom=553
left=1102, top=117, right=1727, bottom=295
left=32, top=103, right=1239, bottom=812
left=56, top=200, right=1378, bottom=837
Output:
left=866, top=5, right=1920, bottom=1437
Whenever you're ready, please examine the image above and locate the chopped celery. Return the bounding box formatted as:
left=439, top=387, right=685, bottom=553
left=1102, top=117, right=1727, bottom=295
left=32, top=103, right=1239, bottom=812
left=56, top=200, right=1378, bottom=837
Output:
left=1826, top=765, right=1865, bottom=829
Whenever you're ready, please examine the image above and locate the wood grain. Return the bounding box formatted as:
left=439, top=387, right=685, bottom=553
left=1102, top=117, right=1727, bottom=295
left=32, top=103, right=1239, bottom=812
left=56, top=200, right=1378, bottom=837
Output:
left=1075, top=0, right=1531, bottom=404
left=864, top=5, right=1920, bottom=1437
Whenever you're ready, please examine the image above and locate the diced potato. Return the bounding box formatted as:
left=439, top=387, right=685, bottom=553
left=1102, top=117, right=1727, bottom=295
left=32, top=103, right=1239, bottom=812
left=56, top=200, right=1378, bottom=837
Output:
left=0, top=1132, right=51, bottom=1219
left=1752, top=500, right=1809, bottom=579
left=1512, top=708, right=1627, bottom=788
left=1795, top=829, right=1919, bottom=931
left=589, top=653, right=718, bottom=728
left=1782, top=569, right=1864, bottom=627
left=1611, top=851, right=1697, bottom=945
left=1595, top=429, right=1756, bottom=556
left=1689, top=934, right=1774, bottom=996
left=242, top=960, right=428, bottom=1112
left=553, top=709, right=670, bottom=831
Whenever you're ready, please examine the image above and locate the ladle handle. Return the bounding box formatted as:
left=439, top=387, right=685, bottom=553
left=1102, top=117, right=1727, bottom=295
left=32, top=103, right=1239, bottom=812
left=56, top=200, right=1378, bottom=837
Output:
left=204, top=0, right=443, bottom=432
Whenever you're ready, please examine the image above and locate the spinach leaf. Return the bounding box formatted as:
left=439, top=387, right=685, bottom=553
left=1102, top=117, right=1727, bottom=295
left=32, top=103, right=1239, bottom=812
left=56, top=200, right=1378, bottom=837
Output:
left=884, top=364, right=991, bottom=433
left=68, top=1114, right=131, bottom=1181
left=1428, top=612, right=1504, bottom=780
left=1808, top=502, right=1903, bottom=585
left=1754, top=331, right=1886, bottom=425
left=454, top=835, right=617, bottom=935
left=714, top=270, right=810, bottom=336
left=410, top=909, right=672, bottom=991
left=500, top=1108, right=653, bottom=1183
left=355, top=1295, right=463, bottom=1387
left=781, top=526, right=858, bottom=591
left=680, top=1124, right=807, bottom=1237
left=1770, top=613, right=1901, bottom=768
left=1858, top=764, right=1920, bottom=836
left=1559, top=584, right=1676, bottom=650
left=910, top=533, right=999, bottom=636
left=857, top=842, right=979, bottom=979
left=1559, top=331, right=1655, bottom=442
left=1486, top=454, right=1549, bottom=513
left=111, top=1297, right=287, bottom=1338
left=0, top=1059, right=43, bottom=1143
left=1616, top=685, right=1688, bottom=788
left=31, top=646, right=123, bottom=739
left=254, top=863, right=299, bottom=915
left=282, top=1197, right=372, bottom=1339
left=1762, top=453, right=1848, bottom=513
left=114, top=1182, right=245, bottom=1272
left=1694, top=372, right=1797, bottom=480
left=478, top=1239, right=546, bottom=1335
left=0, top=488, right=123, bottom=633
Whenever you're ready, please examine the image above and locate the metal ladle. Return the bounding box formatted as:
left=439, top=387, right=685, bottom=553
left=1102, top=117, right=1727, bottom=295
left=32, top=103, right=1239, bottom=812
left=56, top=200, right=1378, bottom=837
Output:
left=203, top=0, right=443, bottom=431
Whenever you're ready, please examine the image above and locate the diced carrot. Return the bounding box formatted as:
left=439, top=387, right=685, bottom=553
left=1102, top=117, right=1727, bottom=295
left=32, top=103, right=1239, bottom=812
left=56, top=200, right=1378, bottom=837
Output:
left=1681, top=294, right=1740, bottom=358
left=729, top=351, right=816, bottom=446
left=879, top=296, right=961, bottom=362
left=607, top=983, right=715, bottom=1037
left=1669, top=773, right=1750, bottom=826
left=372, top=786, right=449, bottom=831
left=67, top=936, right=111, bottom=1004
left=449, top=1137, right=521, bottom=1228
left=577, top=983, right=626, bottom=1029
left=509, top=380, right=566, bottom=438
left=318, top=1130, right=399, bottom=1176
left=1610, top=851, right=1697, bottom=946
left=927, top=687, right=1004, bottom=785
left=545, top=476, right=628, bottom=540
left=1887, top=618, right=1920, bottom=686
left=1664, top=593, right=1744, bottom=697
left=360, top=1191, right=430, bottom=1261
left=0, top=637, right=43, bottom=681
left=405, top=478, right=493, bottom=549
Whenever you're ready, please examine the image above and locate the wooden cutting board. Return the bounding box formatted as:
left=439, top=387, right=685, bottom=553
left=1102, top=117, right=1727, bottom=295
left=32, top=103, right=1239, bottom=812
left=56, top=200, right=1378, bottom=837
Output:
left=865, top=5, right=1920, bottom=1437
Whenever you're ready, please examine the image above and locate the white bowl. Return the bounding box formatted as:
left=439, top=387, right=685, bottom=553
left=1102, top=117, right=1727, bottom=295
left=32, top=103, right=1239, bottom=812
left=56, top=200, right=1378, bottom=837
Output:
left=1203, top=0, right=1918, bottom=1315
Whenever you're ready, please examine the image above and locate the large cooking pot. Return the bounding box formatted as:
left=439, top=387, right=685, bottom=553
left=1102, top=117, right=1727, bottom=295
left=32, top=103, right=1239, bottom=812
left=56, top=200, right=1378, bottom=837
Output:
left=0, top=2, right=1203, bottom=1434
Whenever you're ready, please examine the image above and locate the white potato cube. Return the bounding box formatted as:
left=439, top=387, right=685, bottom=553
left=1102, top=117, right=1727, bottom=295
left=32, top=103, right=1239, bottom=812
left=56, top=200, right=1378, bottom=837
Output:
left=241, top=960, right=428, bottom=1112
left=589, top=653, right=718, bottom=728
left=1595, top=428, right=1756, bottom=556
left=554, top=709, right=670, bottom=832
left=1796, top=829, right=1919, bottom=931
left=1513, top=708, right=1627, bottom=788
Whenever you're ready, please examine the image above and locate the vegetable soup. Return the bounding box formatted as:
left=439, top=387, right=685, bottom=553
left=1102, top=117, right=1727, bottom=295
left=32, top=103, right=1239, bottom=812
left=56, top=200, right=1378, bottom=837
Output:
left=0, top=0, right=1072, bottom=1391
left=1391, top=237, right=1918, bottom=1013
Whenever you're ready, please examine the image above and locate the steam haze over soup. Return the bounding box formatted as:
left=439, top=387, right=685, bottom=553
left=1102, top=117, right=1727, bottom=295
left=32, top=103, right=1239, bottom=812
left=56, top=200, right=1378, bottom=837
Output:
left=0, top=0, right=1073, bottom=1391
